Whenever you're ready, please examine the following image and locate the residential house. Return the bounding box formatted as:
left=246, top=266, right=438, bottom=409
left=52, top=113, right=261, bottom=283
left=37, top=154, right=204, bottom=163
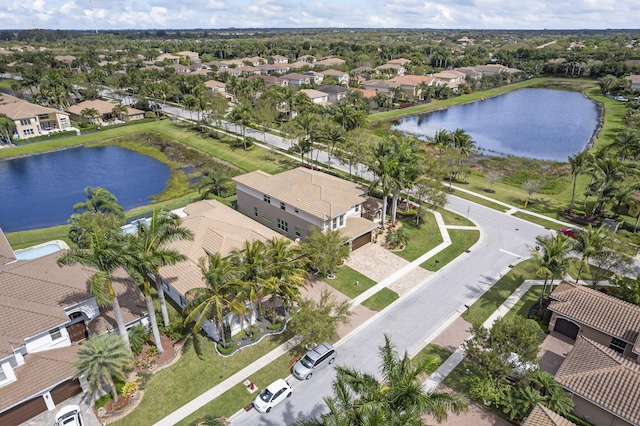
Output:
left=257, top=63, right=290, bottom=75
left=387, top=58, right=412, bottom=66
left=376, top=63, right=405, bottom=76
left=303, top=71, right=324, bottom=85
left=119, top=106, right=145, bottom=122
left=389, top=75, right=437, bottom=98
left=297, top=55, right=316, bottom=64
left=270, top=55, right=289, bottom=64
left=315, top=57, right=346, bottom=67
left=233, top=167, right=378, bottom=250
left=454, top=66, right=483, bottom=80
left=0, top=94, right=72, bottom=140
left=457, top=36, right=475, bottom=45
left=156, top=200, right=281, bottom=337
left=317, top=85, right=349, bottom=104
left=299, top=89, right=329, bottom=105
left=234, top=66, right=261, bottom=77
left=475, top=64, right=522, bottom=76
left=352, top=66, right=375, bottom=78
left=204, top=80, right=227, bottom=95
left=247, top=74, right=287, bottom=88
left=522, top=404, right=577, bottom=426
left=176, top=51, right=199, bottom=62
left=241, top=56, right=265, bottom=67
left=287, top=61, right=311, bottom=70
left=53, top=55, right=76, bottom=66
left=66, top=99, right=127, bottom=126
left=554, top=337, right=640, bottom=426
left=432, top=70, right=467, bottom=90
left=319, top=69, right=349, bottom=85
left=203, top=61, right=228, bottom=71
left=0, top=230, right=148, bottom=425
left=548, top=281, right=640, bottom=361
left=280, top=73, right=311, bottom=87
left=629, top=75, right=640, bottom=90
left=155, top=53, right=180, bottom=64
left=361, top=79, right=396, bottom=94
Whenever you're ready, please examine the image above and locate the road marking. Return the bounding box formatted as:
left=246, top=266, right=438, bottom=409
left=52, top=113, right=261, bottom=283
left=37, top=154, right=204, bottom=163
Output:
left=499, top=248, right=522, bottom=259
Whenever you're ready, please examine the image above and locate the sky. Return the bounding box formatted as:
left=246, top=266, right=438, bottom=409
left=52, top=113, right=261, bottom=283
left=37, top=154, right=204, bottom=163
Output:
left=2, top=0, right=638, bottom=31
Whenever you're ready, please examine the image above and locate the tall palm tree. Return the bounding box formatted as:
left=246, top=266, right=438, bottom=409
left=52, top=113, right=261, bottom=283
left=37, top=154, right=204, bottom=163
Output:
left=567, top=151, right=591, bottom=211
left=74, top=333, right=131, bottom=404
left=73, top=186, right=125, bottom=219
left=531, top=233, right=572, bottom=310
left=230, top=240, right=270, bottom=318
left=183, top=253, right=245, bottom=348
left=587, top=153, right=628, bottom=214
left=124, top=209, right=193, bottom=354
left=296, top=335, right=467, bottom=425
left=572, top=225, right=607, bottom=282
left=264, top=237, right=308, bottom=313
left=111, top=103, right=128, bottom=122
left=368, top=140, right=398, bottom=229
left=58, top=229, right=132, bottom=349
left=80, top=107, right=100, bottom=124
left=198, top=167, right=233, bottom=198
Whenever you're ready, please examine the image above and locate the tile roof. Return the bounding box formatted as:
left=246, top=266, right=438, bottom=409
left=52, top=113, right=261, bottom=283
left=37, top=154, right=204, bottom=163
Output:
left=555, top=337, right=640, bottom=425
left=320, top=69, right=347, bottom=77
left=340, top=216, right=377, bottom=243
left=300, top=89, right=328, bottom=99
left=0, top=229, right=16, bottom=265
left=233, top=167, right=367, bottom=220
left=67, top=99, right=118, bottom=116
left=548, top=281, right=640, bottom=345
left=0, top=345, right=78, bottom=412
left=159, top=200, right=281, bottom=297
left=0, top=94, right=69, bottom=120
left=523, top=404, right=577, bottom=426
left=317, top=85, right=349, bottom=94
left=389, top=75, right=436, bottom=86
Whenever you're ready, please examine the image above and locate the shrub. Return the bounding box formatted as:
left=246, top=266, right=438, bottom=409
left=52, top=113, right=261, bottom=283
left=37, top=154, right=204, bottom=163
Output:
left=146, top=345, right=158, bottom=358
left=398, top=209, right=417, bottom=217
left=251, top=327, right=260, bottom=341
left=144, top=111, right=156, bottom=119
left=267, top=322, right=282, bottom=331
left=135, top=356, right=155, bottom=370
left=158, top=310, right=187, bottom=341
left=128, top=325, right=149, bottom=355
left=217, top=341, right=235, bottom=355
left=121, top=381, right=139, bottom=399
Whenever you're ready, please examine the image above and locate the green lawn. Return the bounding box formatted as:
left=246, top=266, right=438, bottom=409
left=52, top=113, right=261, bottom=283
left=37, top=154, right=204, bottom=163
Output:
left=422, top=229, right=480, bottom=272
left=394, top=215, right=443, bottom=262
left=502, top=285, right=544, bottom=322
left=0, top=78, right=15, bottom=90
left=411, top=343, right=452, bottom=374
left=6, top=225, right=71, bottom=250
left=461, top=260, right=538, bottom=325
left=361, top=288, right=399, bottom=311
left=438, top=208, right=475, bottom=227
left=448, top=187, right=510, bottom=213
left=512, top=211, right=563, bottom=230
left=113, top=332, right=293, bottom=426
left=327, top=265, right=377, bottom=299
left=441, top=357, right=476, bottom=395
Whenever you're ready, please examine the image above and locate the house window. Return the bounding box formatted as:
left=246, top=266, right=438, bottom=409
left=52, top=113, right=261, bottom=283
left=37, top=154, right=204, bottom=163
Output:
left=23, top=129, right=35, bottom=135
left=0, top=368, right=6, bottom=382
left=339, top=215, right=344, bottom=227
left=280, top=202, right=286, bottom=210
left=355, top=205, right=360, bottom=213
left=254, top=207, right=258, bottom=217
left=277, top=218, right=288, bottom=232
left=294, top=208, right=299, bottom=214
left=49, top=327, right=62, bottom=341
left=609, top=337, right=627, bottom=353
left=295, top=227, right=301, bottom=238
left=263, top=194, right=271, bottom=203
left=20, top=118, right=31, bottom=126
left=332, top=217, right=337, bottom=229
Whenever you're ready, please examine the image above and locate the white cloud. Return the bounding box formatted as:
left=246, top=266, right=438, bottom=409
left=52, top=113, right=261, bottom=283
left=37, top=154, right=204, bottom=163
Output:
left=206, top=0, right=225, bottom=9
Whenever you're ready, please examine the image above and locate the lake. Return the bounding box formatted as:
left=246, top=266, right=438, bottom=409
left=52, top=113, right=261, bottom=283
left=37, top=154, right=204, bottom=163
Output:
left=390, top=88, right=599, bottom=161
left=0, top=145, right=170, bottom=233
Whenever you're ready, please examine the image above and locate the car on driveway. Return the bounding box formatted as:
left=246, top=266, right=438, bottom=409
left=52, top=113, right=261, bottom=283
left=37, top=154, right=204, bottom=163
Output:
left=559, top=227, right=580, bottom=239
left=292, top=342, right=336, bottom=380
left=253, top=379, right=292, bottom=413
left=54, top=404, right=84, bottom=426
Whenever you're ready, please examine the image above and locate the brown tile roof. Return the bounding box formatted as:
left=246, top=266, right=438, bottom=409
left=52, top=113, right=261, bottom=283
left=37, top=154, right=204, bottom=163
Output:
left=0, top=345, right=78, bottom=412
left=548, top=281, right=640, bottom=345
left=523, top=404, right=577, bottom=426
left=320, top=69, right=347, bottom=77
left=67, top=99, right=118, bottom=116
left=389, top=75, right=436, bottom=87
left=340, top=216, right=377, bottom=243
left=0, top=229, right=16, bottom=265
left=630, top=75, right=640, bottom=85
left=387, top=58, right=411, bottom=65
left=159, top=200, right=281, bottom=297
left=0, top=94, right=68, bottom=120
left=555, top=337, right=640, bottom=425
left=353, top=88, right=380, bottom=99
left=233, top=168, right=367, bottom=220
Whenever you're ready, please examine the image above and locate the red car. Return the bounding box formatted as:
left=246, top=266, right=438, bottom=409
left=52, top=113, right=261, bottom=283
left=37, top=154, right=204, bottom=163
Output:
left=559, top=227, right=580, bottom=239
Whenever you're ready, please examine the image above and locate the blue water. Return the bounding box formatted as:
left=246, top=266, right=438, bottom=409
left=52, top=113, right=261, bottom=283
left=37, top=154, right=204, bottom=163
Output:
left=14, top=243, right=63, bottom=260
left=0, top=146, right=170, bottom=232
left=390, top=88, right=599, bottom=161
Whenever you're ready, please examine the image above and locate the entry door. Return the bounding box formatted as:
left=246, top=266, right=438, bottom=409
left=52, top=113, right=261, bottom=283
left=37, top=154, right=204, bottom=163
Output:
left=66, top=322, right=87, bottom=343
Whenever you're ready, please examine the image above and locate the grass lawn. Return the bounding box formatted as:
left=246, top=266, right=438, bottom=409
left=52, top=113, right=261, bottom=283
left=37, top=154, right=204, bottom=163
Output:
left=512, top=211, right=563, bottom=230
left=448, top=187, right=509, bottom=213
left=6, top=225, right=71, bottom=250
left=113, top=332, right=293, bottom=426
left=441, top=357, right=476, bottom=395
left=394, top=215, right=443, bottom=262
left=461, top=259, right=538, bottom=325
left=327, top=265, right=377, bottom=299
left=439, top=208, right=475, bottom=227
left=361, top=288, right=399, bottom=311
left=411, top=344, right=452, bottom=374
left=502, top=285, right=544, bottom=322
left=422, top=229, right=480, bottom=272
left=175, top=351, right=294, bottom=425
left=0, top=78, right=15, bottom=90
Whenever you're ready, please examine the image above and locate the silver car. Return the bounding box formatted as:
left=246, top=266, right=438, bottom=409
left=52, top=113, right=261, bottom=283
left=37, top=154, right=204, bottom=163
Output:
left=292, top=342, right=336, bottom=380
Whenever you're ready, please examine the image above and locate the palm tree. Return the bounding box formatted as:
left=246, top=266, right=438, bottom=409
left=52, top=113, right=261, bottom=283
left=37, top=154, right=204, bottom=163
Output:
left=568, top=151, right=591, bottom=211
left=368, top=139, right=398, bottom=229
left=264, top=237, right=308, bottom=313
left=73, top=186, right=125, bottom=219
left=230, top=240, right=270, bottom=318
left=183, top=253, right=245, bottom=348
left=587, top=154, right=628, bottom=214
left=198, top=167, right=233, bottom=198
left=111, top=103, right=128, bottom=122
left=320, top=122, right=345, bottom=170
left=297, top=335, right=467, bottom=425
left=80, top=107, right=100, bottom=124
left=74, top=333, right=131, bottom=404
left=531, top=233, right=572, bottom=310
left=572, top=225, right=607, bottom=282
left=610, top=129, right=640, bottom=161
left=58, top=229, right=132, bottom=349
left=124, top=209, right=193, bottom=354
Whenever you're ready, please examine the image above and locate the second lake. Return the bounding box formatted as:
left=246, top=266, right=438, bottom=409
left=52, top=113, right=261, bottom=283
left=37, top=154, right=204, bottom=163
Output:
left=390, top=88, right=600, bottom=162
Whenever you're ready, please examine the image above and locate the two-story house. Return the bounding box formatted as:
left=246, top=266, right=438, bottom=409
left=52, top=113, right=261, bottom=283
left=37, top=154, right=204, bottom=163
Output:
left=233, top=167, right=377, bottom=250
left=320, top=69, right=349, bottom=85
left=299, top=89, right=329, bottom=104
left=0, top=231, right=148, bottom=425
left=280, top=73, right=311, bottom=87
left=0, top=94, right=72, bottom=140
left=317, top=85, right=349, bottom=104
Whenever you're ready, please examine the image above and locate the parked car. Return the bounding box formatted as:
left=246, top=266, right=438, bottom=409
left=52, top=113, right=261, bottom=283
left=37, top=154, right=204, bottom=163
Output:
left=54, top=405, right=84, bottom=426
left=292, top=342, right=336, bottom=380
left=559, top=227, right=580, bottom=239
left=253, top=379, right=292, bottom=413
left=614, top=95, right=628, bottom=101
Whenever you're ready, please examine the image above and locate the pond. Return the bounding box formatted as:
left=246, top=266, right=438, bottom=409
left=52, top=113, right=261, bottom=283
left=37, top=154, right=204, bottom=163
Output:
left=390, top=88, right=599, bottom=161
left=0, top=145, right=170, bottom=233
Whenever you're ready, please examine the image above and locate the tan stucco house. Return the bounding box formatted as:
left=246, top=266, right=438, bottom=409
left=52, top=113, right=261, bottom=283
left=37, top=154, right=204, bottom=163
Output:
left=0, top=94, right=72, bottom=140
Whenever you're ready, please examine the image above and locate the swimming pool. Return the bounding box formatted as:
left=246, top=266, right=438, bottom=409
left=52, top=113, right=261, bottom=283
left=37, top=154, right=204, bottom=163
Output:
left=120, top=217, right=152, bottom=235
left=14, top=242, right=67, bottom=260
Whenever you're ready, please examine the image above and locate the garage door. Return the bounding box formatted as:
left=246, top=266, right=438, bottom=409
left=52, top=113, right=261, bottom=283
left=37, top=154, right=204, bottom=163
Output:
left=351, top=233, right=372, bottom=251
left=51, top=379, right=82, bottom=405
left=554, top=318, right=579, bottom=340
left=0, top=395, right=47, bottom=426
left=66, top=322, right=87, bottom=343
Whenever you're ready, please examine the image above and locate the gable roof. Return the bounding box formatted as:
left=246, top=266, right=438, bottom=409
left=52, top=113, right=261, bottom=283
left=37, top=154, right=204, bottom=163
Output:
left=0, top=94, right=68, bottom=121
left=0, top=229, right=16, bottom=265
left=320, top=69, right=347, bottom=77
left=548, top=281, right=640, bottom=345
left=159, top=200, right=281, bottom=297
left=299, top=89, right=328, bottom=100
left=67, top=99, right=119, bottom=116
left=555, top=337, right=640, bottom=425
left=523, top=404, right=577, bottom=426
left=233, top=167, right=367, bottom=220
left=387, top=58, right=411, bottom=65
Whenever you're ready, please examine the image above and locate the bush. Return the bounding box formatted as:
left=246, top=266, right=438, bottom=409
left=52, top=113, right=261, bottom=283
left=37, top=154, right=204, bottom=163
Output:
left=128, top=325, right=149, bottom=355
left=146, top=345, right=158, bottom=357
left=217, top=341, right=235, bottom=355
left=14, top=129, right=79, bottom=144
left=158, top=310, right=187, bottom=341
left=267, top=321, right=283, bottom=331
left=121, top=381, right=139, bottom=399
left=398, top=209, right=417, bottom=217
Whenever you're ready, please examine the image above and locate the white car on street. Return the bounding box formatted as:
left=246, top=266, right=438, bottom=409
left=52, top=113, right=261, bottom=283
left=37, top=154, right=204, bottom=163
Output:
left=253, top=379, right=292, bottom=413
